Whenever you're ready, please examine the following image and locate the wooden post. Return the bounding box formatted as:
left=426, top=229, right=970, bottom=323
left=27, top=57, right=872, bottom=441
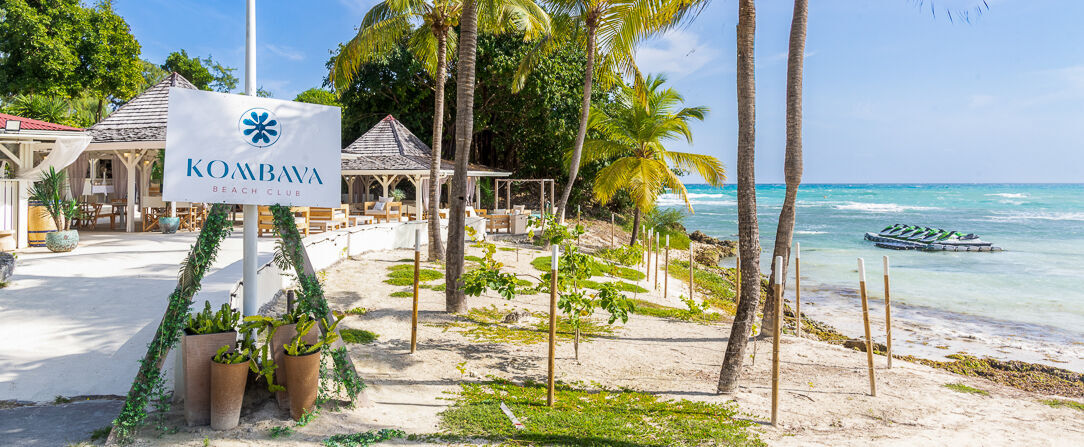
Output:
left=689, top=247, right=694, bottom=301
left=858, top=258, right=877, bottom=396
left=411, top=229, right=422, bottom=354
left=735, top=256, right=741, bottom=307
left=610, top=213, right=615, bottom=248
left=506, top=179, right=512, bottom=210
left=547, top=245, right=559, bottom=407
left=884, top=255, right=893, bottom=369
left=771, top=256, right=783, bottom=426
left=645, top=229, right=652, bottom=280
left=664, top=235, right=670, bottom=298
left=795, top=243, right=801, bottom=337
left=654, top=236, right=660, bottom=290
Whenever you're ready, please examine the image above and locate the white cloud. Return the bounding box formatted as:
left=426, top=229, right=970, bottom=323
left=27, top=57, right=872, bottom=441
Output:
left=635, top=30, right=720, bottom=79
left=265, top=44, right=304, bottom=61
left=968, top=94, right=995, bottom=108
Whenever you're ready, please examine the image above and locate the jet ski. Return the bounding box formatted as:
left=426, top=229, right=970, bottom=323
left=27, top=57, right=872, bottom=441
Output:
left=864, top=224, right=1002, bottom=252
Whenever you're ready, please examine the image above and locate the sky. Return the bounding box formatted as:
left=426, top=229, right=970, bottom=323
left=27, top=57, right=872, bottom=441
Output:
left=114, top=0, right=1084, bottom=183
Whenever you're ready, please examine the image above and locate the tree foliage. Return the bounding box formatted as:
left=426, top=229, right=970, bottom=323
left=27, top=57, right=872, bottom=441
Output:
left=294, top=88, right=341, bottom=106
left=0, top=0, right=142, bottom=108
left=162, top=50, right=239, bottom=92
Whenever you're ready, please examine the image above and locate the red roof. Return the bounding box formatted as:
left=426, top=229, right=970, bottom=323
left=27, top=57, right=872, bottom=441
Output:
left=0, top=113, right=83, bottom=132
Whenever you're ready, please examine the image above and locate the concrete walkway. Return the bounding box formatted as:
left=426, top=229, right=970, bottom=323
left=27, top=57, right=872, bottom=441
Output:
left=0, top=400, right=122, bottom=446
left=0, top=230, right=275, bottom=403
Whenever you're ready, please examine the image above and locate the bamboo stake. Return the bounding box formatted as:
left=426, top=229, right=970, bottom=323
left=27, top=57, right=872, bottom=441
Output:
left=795, top=243, right=801, bottom=337
left=654, top=236, right=660, bottom=290
left=610, top=213, right=615, bottom=248
left=858, top=258, right=877, bottom=396
left=547, top=245, right=559, bottom=407
left=735, top=256, right=741, bottom=307
left=664, top=235, right=670, bottom=298
left=884, top=256, right=893, bottom=369
left=411, top=228, right=422, bottom=353
left=689, top=247, right=694, bottom=301
left=771, top=256, right=783, bottom=426
left=645, top=229, right=652, bottom=280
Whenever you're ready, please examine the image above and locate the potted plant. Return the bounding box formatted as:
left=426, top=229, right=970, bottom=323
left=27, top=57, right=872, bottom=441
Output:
left=27, top=167, right=81, bottom=252
left=209, top=343, right=249, bottom=430
left=182, top=301, right=239, bottom=426
left=269, top=307, right=317, bottom=410
left=283, top=315, right=339, bottom=421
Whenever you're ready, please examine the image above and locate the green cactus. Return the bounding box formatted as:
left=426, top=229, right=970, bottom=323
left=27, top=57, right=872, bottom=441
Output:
left=185, top=301, right=241, bottom=335
left=211, top=344, right=249, bottom=365
left=284, top=315, right=340, bottom=357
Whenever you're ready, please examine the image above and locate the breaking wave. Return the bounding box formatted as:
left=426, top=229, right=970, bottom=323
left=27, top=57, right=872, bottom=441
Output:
left=832, top=202, right=940, bottom=213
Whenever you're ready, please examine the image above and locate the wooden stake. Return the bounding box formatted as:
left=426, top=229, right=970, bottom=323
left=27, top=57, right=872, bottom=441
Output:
left=771, top=256, right=783, bottom=426
left=858, top=258, right=877, bottom=396
left=664, top=235, right=670, bottom=298
left=735, top=256, right=741, bottom=307
left=547, top=245, right=559, bottom=407
left=610, top=213, right=615, bottom=248
left=411, top=229, right=422, bottom=354
left=654, top=237, right=659, bottom=290
left=645, top=229, right=652, bottom=280
left=689, top=247, right=694, bottom=301
left=884, top=256, right=893, bottom=369
left=795, top=243, right=801, bottom=337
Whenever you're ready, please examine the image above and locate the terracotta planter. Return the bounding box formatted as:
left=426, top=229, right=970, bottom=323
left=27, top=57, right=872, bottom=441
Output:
left=271, top=323, right=319, bottom=410
left=182, top=331, right=237, bottom=426
left=209, top=360, right=248, bottom=430
left=283, top=350, right=321, bottom=421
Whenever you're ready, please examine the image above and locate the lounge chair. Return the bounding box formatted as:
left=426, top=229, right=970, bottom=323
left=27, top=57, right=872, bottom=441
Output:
left=258, top=206, right=309, bottom=237
left=309, top=205, right=349, bottom=233
left=363, top=198, right=402, bottom=223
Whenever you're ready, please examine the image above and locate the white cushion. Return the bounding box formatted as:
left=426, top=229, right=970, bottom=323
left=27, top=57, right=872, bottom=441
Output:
left=493, top=209, right=508, bottom=215
left=373, top=202, right=386, bottom=211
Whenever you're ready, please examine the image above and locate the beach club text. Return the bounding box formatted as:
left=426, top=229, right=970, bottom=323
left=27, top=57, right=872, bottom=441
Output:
left=164, top=88, right=341, bottom=208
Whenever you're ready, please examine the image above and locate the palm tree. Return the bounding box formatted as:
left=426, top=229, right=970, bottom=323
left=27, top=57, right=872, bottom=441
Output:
left=717, top=0, right=759, bottom=394
left=582, top=73, right=724, bottom=245
left=514, top=0, right=708, bottom=223
left=333, top=0, right=548, bottom=262
left=760, top=0, right=807, bottom=337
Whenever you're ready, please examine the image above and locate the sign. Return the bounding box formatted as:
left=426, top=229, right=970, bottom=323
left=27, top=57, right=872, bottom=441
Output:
left=164, top=88, right=341, bottom=207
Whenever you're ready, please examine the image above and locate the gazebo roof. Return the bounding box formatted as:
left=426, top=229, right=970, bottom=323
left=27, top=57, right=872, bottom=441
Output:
left=87, top=72, right=197, bottom=145
left=341, top=115, right=510, bottom=177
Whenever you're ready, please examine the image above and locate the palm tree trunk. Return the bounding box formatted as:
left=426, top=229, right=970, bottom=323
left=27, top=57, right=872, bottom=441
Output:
left=717, top=0, right=760, bottom=394
left=428, top=31, right=448, bottom=261
left=629, top=207, right=641, bottom=246
left=760, top=0, right=807, bottom=337
left=445, top=0, right=478, bottom=313
left=556, top=23, right=597, bottom=223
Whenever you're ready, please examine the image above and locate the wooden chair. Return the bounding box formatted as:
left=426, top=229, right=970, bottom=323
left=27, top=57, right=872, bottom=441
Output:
left=258, top=206, right=310, bottom=237
left=487, top=214, right=511, bottom=233
left=363, top=200, right=402, bottom=223
left=309, top=206, right=348, bottom=233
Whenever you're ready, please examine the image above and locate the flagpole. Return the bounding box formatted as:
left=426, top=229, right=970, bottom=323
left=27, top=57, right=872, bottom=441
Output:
left=242, top=0, right=259, bottom=317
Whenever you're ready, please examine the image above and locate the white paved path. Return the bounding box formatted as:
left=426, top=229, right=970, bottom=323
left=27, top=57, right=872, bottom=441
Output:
left=0, top=231, right=275, bottom=402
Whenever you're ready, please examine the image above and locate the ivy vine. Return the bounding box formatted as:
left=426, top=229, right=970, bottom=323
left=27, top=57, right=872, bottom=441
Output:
left=108, top=204, right=233, bottom=444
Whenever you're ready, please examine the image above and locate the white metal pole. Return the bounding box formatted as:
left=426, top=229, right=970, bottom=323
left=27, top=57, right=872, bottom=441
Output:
left=242, top=0, right=259, bottom=317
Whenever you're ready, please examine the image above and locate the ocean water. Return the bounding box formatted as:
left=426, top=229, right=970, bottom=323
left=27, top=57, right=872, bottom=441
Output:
left=658, top=184, right=1084, bottom=368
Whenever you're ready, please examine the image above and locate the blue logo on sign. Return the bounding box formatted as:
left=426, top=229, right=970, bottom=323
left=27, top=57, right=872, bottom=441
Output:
left=238, top=108, right=280, bottom=148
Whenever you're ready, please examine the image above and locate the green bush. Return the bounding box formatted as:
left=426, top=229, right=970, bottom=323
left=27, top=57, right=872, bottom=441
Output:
left=340, top=329, right=378, bottom=344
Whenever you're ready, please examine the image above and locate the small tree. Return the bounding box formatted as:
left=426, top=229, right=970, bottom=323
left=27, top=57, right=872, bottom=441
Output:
left=27, top=167, right=79, bottom=231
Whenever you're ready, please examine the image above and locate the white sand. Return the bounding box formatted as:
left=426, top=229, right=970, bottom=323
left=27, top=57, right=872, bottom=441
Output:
left=134, top=234, right=1084, bottom=446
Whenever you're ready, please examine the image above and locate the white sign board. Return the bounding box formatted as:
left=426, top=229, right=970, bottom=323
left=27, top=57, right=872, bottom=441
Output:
left=164, top=88, right=341, bottom=207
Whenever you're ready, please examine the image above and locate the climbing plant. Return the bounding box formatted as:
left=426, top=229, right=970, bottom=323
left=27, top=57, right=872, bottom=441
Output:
left=107, top=204, right=233, bottom=444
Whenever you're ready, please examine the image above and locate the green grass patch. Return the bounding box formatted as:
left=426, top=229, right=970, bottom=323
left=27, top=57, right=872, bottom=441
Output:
left=943, top=382, right=989, bottom=396
left=438, top=379, right=761, bottom=446
left=269, top=425, right=294, bottom=438
left=387, top=268, right=443, bottom=282
left=498, top=247, right=516, bottom=252
left=430, top=283, right=446, bottom=291
left=89, top=426, right=111, bottom=441
left=434, top=305, right=613, bottom=345
left=383, top=277, right=413, bottom=286
left=632, top=299, right=724, bottom=324
left=1041, top=399, right=1084, bottom=411
left=390, top=291, right=413, bottom=298
left=387, top=264, right=414, bottom=272
left=532, top=255, right=646, bottom=282
left=580, top=279, right=649, bottom=294
left=340, top=329, right=379, bottom=344
left=667, top=260, right=740, bottom=314
left=465, top=255, right=485, bottom=264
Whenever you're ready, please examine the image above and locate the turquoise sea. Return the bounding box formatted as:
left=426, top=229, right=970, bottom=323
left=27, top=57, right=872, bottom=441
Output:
left=658, top=184, right=1084, bottom=369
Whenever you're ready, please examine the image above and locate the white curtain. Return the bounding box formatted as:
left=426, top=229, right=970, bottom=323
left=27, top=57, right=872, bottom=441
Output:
left=16, top=135, right=92, bottom=181
left=465, top=177, right=477, bottom=208
left=67, top=153, right=90, bottom=197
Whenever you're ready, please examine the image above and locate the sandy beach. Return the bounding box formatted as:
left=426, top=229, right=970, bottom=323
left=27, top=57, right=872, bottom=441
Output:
left=129, top=227, right=1084, bottom=446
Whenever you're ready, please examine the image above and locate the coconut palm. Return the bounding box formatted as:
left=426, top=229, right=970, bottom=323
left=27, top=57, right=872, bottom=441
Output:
left=717, top=0, right=759, bottom=394
left=760, top=0, right=807, bottom=338
left=513, top=0, right=708, bottom=223
left=582, top=73, right=724, bottom=246
left=333, top=0, right=548, bottom=262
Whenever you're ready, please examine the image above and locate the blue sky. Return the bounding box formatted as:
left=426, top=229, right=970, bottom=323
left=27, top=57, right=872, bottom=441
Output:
left=115, top=0, right=1084, bottom=183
